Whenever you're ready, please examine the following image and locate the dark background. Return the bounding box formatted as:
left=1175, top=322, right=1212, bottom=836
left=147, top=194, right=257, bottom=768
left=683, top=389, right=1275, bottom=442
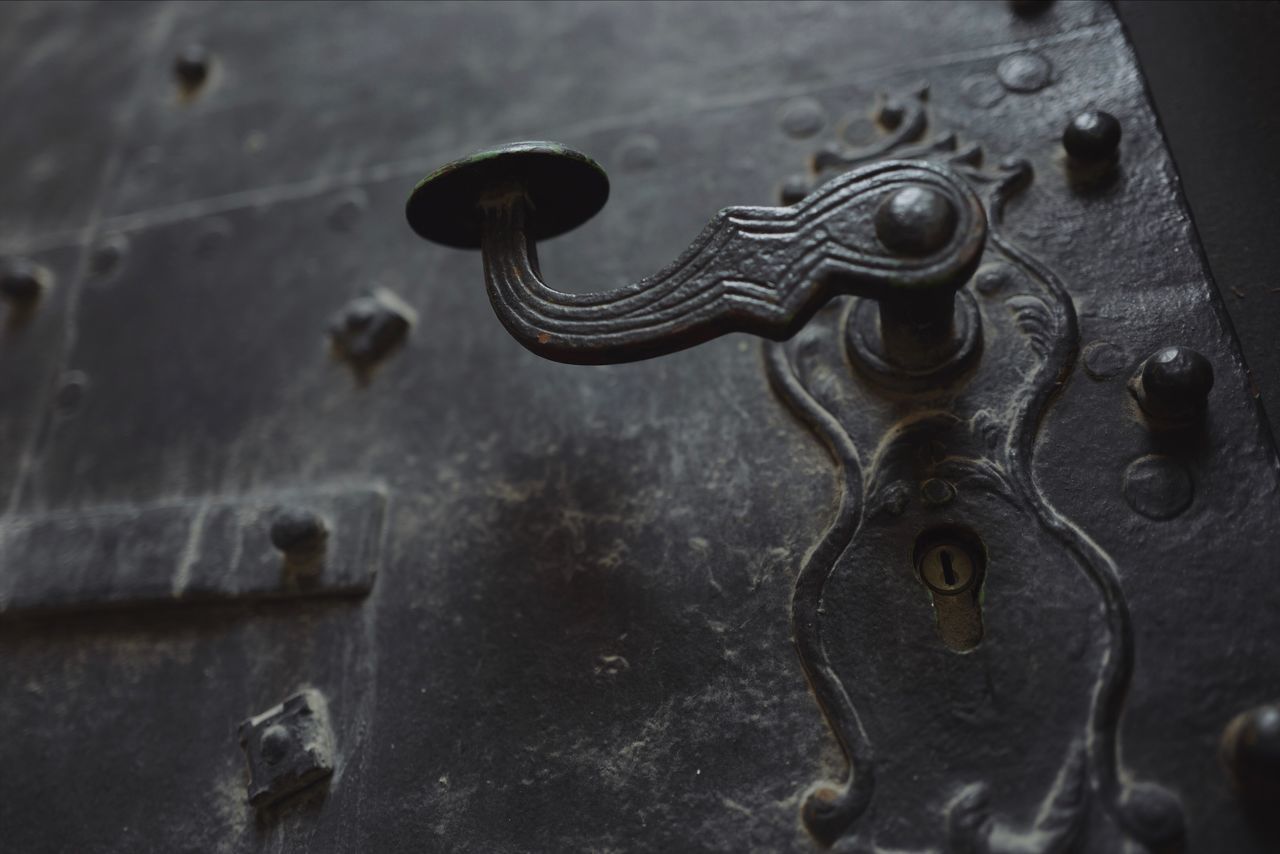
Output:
left=1117, top=0, right=1280, bottom=441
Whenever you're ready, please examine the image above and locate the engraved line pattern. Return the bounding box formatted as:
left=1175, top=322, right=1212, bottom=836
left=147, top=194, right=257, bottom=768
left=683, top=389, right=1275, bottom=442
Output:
left=481, top=160, right=985, bottom=364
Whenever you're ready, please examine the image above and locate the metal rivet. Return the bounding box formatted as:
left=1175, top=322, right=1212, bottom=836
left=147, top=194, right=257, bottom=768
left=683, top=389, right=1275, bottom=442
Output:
left=1136, top=346, right=1214, bottom=422
left=1122, top=454, right=1193, bottom=520
left=329, top=292, right=412, bottom=371
left=1082, top=341, right=1128, bottom=380
left=918, top=542, right=976, bottom=595
left=1222, top=703, right=1280, bottom=800
left=997, top=51, right=1053, bottom=93
left=1063, top=110, right=1122, bottom=163
left=174, top=44, right=211, bottom=90
left=239, top=689, right=335, bottom=808
left=90, top=235, right=128, bottom=278
left=874, top=186, right=957, bottom=256
left=327, top=190, right=368, bottom=233
left=960, top=74, right=1006, bottom=109
left=55, top=371, right=89, bottom=414
left=780, top=97, right=826, bottom=139
left=880, top=482, right=912, bottom=517
left=974, top=263, right=1015, bottom=295
left=259, top=724, right=292, bottom=766
left=269, top=509, right=327, bottom=556
left=0, top=259, right=46, bottom=304
left=1117, top=783, right=1185, bottom=849
left=779, top=175, right=812, bottom=205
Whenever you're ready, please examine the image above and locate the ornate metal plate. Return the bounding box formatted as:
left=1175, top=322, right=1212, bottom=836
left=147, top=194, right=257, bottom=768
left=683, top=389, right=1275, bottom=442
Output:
left=0, top=2, right=1277, bottom=852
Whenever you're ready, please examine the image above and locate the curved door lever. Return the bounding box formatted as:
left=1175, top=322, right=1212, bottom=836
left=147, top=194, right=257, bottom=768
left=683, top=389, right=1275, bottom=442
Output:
left=407, top=141, right=986, bottom=366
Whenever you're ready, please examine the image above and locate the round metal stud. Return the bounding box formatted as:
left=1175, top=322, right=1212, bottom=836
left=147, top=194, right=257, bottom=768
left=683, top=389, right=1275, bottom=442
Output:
left=174, top=44, right=211, bottom=89
left=1137, top=346, right=1214, bottom=421
left=0, top=259, right=45, bottom=303
left=874, top=186, right=958, bottom=257
left=1117, top=782, right=1185, bottom=848
left=1063, top=110, right=1122, bottom=163
left=1122, top=454, right=1193, bottom=520
left=270, top=508, right=327, bottom=556
left=406, top=141, right=610, bottom=249
left=259, top=724, right=292, bottom=766
left=997, top=51, right=1053, bottom=93
left=1082, top=340, right=1128, bottom=380
left=1223, top=703, right=1280, bottom=800
left=779, top=97, right=825, bottom=139
left=90, top=234, right=129, bottom=280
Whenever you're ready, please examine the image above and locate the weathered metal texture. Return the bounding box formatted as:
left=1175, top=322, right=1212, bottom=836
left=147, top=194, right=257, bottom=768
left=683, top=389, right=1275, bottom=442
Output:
left=414, top=147, right=986, bottom=364
left=0, top=487, right=385, bottom=617
left=0, top=2, right=1277, bottom=853
left=240, top=688, right=337, bottom=809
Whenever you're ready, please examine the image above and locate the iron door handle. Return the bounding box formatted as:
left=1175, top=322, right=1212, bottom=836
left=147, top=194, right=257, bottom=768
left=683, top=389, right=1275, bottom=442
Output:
left=406, top=142, right=987, bottom=372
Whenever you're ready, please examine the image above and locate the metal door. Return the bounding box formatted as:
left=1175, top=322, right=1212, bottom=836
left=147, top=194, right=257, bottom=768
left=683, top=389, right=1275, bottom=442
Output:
left=2, top=2, right=1278, bottom=851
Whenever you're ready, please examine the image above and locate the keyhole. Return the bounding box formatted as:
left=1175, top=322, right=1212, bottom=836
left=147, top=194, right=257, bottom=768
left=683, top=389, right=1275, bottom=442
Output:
left=940, top=549, right=956, bottom=587
left=914, top=526, right=986, bottom=652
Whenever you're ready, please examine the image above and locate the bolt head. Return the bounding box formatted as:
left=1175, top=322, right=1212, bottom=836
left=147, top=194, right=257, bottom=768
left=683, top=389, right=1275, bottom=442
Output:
left=174, top=45, right=211, bottom=89
left=269, top=509, right=327, bottom=556
left=874, top=186, right=958, bottom=257
left=1235, top=706, right=1280, bottom=769
left=1223, top=704, right=1280, bottom=799
left=0, top=259, right=44, bottom=303
left=1063, top=110, right=1121, bottom=163
left=329, top=294, right=410, bottom=369
left=239, top=689, right=335, bottom=808
left=1118, top=783, right=1185, bottom=848
left=1139, top=346, right=1214, bottom=420
left=877, top=98, right=906, bottom=130
left=90, top=236, right=127, bottom=278
left=260, top=724, right=292, bottom=766
left=779, top=174, right=812, bottom=205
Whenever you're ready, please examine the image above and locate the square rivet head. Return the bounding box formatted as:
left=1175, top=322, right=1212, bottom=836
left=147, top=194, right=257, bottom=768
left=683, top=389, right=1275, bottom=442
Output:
left=239, top=688, right=334, bottom=808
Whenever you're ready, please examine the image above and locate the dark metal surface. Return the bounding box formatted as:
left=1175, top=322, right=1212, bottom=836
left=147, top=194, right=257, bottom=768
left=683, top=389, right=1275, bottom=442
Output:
left=0, top=487, right=385, bottom=617
left=1116, top=0, right=1280, bottom=441
left=1, top=2, right=1278, bottom=852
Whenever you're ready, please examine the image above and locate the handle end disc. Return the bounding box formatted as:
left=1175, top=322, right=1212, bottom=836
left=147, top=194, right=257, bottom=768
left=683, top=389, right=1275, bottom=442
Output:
left=406, top=141, right=610, bottom=250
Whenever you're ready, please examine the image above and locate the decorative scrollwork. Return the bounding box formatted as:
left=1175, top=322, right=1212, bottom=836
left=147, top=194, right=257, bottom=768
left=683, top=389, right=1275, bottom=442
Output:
left=767, top=87, right=1184, bottom=851
left=405, top=83, right=1187, bottom=854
